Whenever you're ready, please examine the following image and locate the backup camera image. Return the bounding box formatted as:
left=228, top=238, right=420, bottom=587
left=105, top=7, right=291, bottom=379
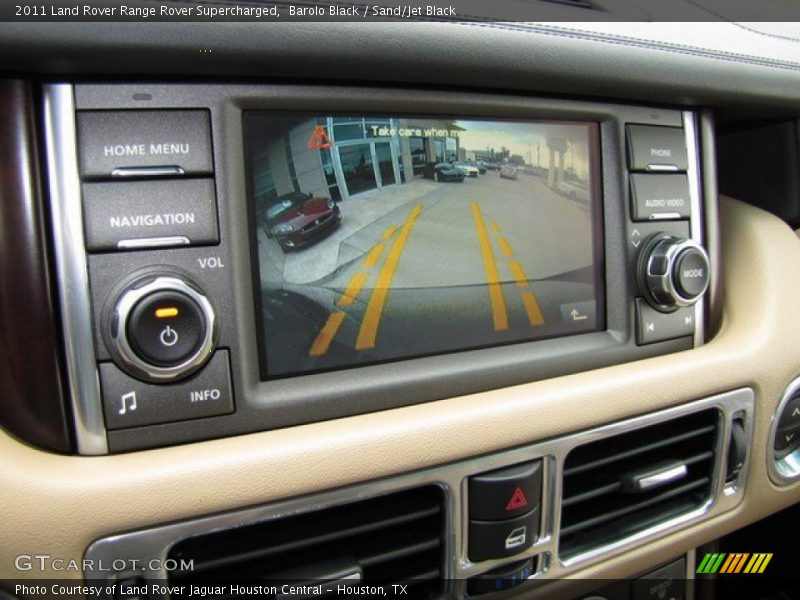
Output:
left=245, top=114, right=603, bottom=378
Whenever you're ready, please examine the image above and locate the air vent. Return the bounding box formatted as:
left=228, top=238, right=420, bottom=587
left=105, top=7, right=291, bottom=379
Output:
left=560, top=409, right=720, bottom=559
left=166, top=486, right=445, bottom=599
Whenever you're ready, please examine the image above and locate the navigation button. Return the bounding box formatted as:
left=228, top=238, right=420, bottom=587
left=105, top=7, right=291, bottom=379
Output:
left=100, top=350, right=234, bottom=430
left=77, top=110, right=213, bottom=178
left=82, top=178, right=219, bottom=251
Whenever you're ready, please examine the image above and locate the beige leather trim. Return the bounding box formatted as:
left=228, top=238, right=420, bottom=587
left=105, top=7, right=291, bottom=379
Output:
left=2, top=196, right=800, bottom=580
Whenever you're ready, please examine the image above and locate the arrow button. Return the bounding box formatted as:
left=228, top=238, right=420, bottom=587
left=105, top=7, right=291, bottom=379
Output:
left=778, top=396, right=800, bottom=432
left=775, top=426, right=800, bottom=452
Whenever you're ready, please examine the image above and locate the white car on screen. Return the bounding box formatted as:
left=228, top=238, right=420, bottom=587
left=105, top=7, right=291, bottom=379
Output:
left=499, top=164, right=519, bottom=180
left=453, top=161, right=480, bottom=177
left=557, top=180, right=590, bottom=204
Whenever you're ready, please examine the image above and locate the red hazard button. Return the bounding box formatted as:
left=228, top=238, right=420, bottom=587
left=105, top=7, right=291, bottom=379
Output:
left=468, top=460, right=542, bottom=521
left=505, top=486, right=529, bottom=511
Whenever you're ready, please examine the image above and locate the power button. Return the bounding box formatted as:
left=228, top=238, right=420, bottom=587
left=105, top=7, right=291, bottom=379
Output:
left=127, top=290, right=206, bottom=367
left=109, top=275, right=217, bottom=382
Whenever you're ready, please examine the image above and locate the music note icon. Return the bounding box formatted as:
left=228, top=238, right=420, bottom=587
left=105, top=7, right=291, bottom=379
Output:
left=119, top=391, right=137, bottom=415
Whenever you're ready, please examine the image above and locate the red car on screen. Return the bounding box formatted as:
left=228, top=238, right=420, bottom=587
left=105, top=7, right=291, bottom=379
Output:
left=264, top=192, right=341, bottom=252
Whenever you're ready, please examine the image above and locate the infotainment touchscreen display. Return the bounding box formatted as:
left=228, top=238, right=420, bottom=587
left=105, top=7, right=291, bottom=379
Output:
left=245, top=114, right=604, bottom=378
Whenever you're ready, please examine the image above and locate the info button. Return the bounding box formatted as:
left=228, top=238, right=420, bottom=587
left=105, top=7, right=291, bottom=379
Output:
left=100, top=350, right=234, bottom=430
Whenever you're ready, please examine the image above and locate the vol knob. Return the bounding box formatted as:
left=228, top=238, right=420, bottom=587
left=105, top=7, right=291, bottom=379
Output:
left=108, top=274, right=217, bottom=382
left=638, top=233, right=710, bottom=312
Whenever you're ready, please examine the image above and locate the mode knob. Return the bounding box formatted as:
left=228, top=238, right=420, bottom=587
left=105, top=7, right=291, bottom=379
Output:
left=108, top=275, right=217, bottom=382
left=637, top=233, right=710, bottom=312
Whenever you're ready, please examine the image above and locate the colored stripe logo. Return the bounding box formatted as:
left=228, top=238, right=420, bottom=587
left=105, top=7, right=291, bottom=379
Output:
left=696, top=553, right=772, bottom=574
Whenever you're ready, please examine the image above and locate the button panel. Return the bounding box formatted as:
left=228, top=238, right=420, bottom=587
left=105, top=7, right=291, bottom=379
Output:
left=635, top=298, right=695, bottom=345
left=626, top=125, right=688, bottom=172
left=630, top=173, right=691, bottom=221
left=83, top=179, right=219, bottom=251
left=469, top=460, right=542, bottom=521
left=77, top=110, right=213, bottom=178
left=100, top=350, right=234, bottom=430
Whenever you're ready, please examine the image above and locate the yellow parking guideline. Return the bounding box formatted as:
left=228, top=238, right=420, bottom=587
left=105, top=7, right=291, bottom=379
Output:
left=363, top=244, right=385, bottom=269
left=490, top=221, right=500, bottom=234
left=309, top=311, right=346, bottom=357
left=382, top=225, right=397, bottom=240
left=337, top=272, right=370, bottom=307
left=497, top=237, right=514, bottom=257
left=471, top=202, right=508, bottom=332
left=520, top=291, right=545, bottom=326
left=509, top=260, right=530, bottom=288
left=355, top=204, right=422, bottom=350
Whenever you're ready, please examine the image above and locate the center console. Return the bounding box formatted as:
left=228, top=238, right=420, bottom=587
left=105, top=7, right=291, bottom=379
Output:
left=43, top=83, right=713, bottom=454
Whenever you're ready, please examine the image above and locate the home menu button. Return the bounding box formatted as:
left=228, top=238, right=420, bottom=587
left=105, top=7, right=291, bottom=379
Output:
left=77, top=110, right=213, bottom=178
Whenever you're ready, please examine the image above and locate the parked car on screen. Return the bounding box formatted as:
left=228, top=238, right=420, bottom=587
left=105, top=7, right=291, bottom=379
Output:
left=499, top=164, right=519, bottom=180
left=471, top=160, right=487, bottom=174
left=454, top=161, right=480, bottom=177
left=422, top=162, right=466, bottom=182
left=557, top=180, right=590, bottom=204
left=264, top=192, right=341, bottom=252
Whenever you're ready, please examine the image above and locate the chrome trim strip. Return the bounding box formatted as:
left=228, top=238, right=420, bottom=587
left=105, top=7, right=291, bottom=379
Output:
left=767, top=376, right=800, bottom=485
left=117, top=236, right=190, bottom=249
left=637, top=464, right=688, bottom=491
left=43, top=84, right=108, bottom=455
left=646, top=164, right=679, bottom=172
left=112, top=166, right=185, bottom=178
left=84, top=389, right=753, bottom=586
left=683, top=111, right=706, bottom=348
